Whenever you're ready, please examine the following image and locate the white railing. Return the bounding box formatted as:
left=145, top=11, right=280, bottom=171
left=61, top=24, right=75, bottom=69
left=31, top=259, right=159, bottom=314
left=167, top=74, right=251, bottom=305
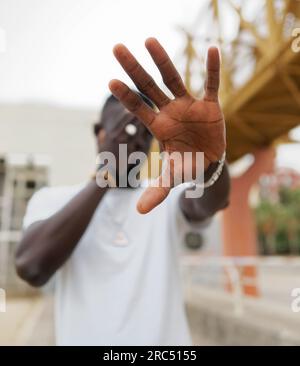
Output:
left=181, top=255, right=300, bottom=316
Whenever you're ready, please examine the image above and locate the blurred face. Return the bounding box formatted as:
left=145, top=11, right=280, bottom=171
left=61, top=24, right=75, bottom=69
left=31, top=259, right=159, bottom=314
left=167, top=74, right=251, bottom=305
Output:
left=94, top=99, right=153, bottom=181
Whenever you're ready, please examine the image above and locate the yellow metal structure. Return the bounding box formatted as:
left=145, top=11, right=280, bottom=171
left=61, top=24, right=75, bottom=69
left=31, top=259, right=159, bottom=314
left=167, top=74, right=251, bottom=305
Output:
left=182, top=0, right=300, bottom=162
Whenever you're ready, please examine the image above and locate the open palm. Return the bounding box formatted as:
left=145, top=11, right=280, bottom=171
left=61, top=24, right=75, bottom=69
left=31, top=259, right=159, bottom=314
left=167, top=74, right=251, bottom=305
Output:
left=109, top=38, right=226, bottom=214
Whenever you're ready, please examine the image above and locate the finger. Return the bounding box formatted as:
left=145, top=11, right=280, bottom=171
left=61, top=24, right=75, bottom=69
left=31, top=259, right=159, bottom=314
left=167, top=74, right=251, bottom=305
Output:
left=145, top=37, right=187, bottom=98
left=113, top=44, right=170, bottom=108
left=109, top=79, right=156, bottom=130
left=204, top=47, right=220, bottom=102
left=137, top=178, right=171, bottom=214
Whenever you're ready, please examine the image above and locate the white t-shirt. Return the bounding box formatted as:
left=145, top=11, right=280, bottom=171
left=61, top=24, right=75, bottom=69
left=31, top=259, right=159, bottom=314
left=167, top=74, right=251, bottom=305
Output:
left=23, top=183, right=209, bottom=346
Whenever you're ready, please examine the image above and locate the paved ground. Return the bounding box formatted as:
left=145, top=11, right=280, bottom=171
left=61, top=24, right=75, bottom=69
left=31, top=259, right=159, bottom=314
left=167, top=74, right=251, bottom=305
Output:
left=0, top=295, right=54, bottom=346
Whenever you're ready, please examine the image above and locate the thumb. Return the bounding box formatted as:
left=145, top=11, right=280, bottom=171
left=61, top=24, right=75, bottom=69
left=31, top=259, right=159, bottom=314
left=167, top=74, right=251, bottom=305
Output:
left=137, top=177, right=171, bottom=214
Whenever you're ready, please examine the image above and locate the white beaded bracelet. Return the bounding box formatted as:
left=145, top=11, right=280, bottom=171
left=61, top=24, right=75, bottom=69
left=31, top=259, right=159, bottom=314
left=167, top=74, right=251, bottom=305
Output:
left=201, top=152, right=226, bottom=188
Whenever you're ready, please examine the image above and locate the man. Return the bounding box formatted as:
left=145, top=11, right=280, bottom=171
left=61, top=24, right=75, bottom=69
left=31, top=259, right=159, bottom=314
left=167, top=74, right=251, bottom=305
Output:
left=16, top=38, right=230, bottom=346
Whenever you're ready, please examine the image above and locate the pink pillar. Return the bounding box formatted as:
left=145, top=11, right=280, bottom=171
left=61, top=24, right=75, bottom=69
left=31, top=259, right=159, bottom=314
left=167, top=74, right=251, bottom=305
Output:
left=222, top=148, right=275, bottom=296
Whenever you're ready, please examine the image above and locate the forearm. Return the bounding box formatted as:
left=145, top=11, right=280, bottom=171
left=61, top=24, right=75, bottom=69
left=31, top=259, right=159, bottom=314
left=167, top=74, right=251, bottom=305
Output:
left=180, top=162, right=230, bottom=222
left=16, top=180, right=107, bottom=286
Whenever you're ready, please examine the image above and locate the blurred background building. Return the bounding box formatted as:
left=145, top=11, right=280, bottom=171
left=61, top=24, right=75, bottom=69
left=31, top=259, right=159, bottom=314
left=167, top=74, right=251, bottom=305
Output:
left=1, top=0, right=300, bottom=345
left=0, top=103, right=97, bottom=295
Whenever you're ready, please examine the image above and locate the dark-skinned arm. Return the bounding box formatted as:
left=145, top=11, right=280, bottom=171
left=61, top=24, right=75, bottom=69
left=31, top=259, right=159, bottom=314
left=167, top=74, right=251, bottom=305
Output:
left=180, top=162, right=230, bottom=222
left=15, top=180, right=107, bottom=287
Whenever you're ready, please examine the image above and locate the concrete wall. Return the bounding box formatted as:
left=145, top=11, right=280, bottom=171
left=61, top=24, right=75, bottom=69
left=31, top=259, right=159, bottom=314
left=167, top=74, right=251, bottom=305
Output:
left=186, top=285, right=300, bottom=346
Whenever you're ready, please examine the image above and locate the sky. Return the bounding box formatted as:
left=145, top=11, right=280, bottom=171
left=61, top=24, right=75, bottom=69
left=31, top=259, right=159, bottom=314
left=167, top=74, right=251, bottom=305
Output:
left=0, top=0, right=201, bottom=108
left=0, top=0, right=300, bottom=171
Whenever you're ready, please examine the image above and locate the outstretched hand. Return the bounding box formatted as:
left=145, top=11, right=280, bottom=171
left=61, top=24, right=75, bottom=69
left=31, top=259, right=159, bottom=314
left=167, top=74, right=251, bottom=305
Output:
left=109, top=38, right=226, bottom=214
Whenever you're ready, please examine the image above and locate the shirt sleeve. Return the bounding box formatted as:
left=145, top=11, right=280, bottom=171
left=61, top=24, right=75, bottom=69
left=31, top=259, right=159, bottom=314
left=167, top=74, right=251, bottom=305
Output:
left=23, top=184, right=84, bottom=230
left=23, top=187, right=58, bottom=229
left=167, top=184, right=221, bottom=255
